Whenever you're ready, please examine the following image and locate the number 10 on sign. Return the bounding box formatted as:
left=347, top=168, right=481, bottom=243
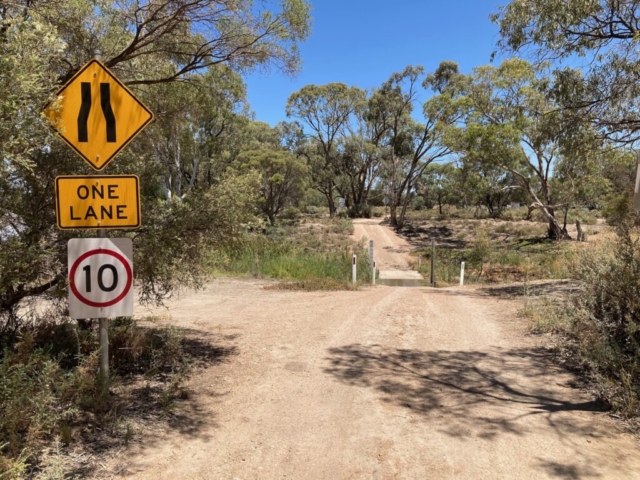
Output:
left=68, top=238, right=133, bottom=318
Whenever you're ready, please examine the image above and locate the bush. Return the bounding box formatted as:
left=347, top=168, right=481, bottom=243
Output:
left=411, top=196, right=426, bottom=211
left=602, top=193, right=640, bottom=227
left=500, top=207, right=528, bottom=221
left=348, top=204, right=371, bottom=218
left=329, top=218, right=354, bottom=235
left=566, top=228, right=640, bottom=417
left=304, top=205, right=325, bottom=217
left=0, top=317, right=190, bottom=477
left=280, top=206, right=300, bottom=220
left=0, top=344, right=95, bottom=478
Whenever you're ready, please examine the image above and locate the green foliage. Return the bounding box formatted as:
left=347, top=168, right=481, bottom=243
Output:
left=0, top=317, right=190, bottom=476
left=0, top=348, right=81, bottom=463
left=415, top=230, right=573, bottom=285
left=493, top=0, right=640, bottom=143
left=561, top=229, right=640, bottom=417
left=210, top=220, right=370, bottom=288
left=235, top=144, right=309, bottom=225
left=134, top=170, right=260, bottom=306
left=347, top=204, right=371, bottom=219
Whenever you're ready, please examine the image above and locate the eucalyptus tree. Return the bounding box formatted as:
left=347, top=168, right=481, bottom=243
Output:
left=235, top=147, right=308, bottom=225
left=493, top=0, right=640, bottom=143
left=447, top=59, right=603, bottom=239
left=419, top=163, right=459, bottom=216
left=286, top=83, right=366, bottom=216
left=370, top=64, right=462, bottom=229
left=0, top=0, right=312, bottom=322
left=143, top=65, right=249, bottom=201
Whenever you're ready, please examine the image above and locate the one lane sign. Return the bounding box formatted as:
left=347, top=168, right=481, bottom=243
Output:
left=68, top=238, right=133, bottom=318
left=55, top=175, right=141, bottom=229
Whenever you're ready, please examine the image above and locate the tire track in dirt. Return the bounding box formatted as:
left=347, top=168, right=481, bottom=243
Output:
left=109, top=222, right=640, bottom=479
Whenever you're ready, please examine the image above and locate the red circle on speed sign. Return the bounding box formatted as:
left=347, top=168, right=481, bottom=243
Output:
left=69, top=248, right=133, bottom=307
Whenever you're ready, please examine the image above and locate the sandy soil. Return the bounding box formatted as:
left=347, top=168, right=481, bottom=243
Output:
left=102, top=223, right=640, bottom=480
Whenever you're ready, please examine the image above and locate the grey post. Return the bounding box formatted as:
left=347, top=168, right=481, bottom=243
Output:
left=634, top=151, right=640, bottom=211
left=430, top=238, right=436, bottom=287
left=94, top=49, right=109, bottom=392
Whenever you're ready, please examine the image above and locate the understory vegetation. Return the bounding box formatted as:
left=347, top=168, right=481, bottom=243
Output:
left=515, top=220, right=640, bottom=424
left=0, top=316, right=195, bottom=479
left=404, top=213, right=581, bottom=285
left=211, top=218, right=373, bottom=289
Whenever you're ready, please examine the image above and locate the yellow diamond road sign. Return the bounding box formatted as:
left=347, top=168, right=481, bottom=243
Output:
left=44, top=59, right=154, bottom=171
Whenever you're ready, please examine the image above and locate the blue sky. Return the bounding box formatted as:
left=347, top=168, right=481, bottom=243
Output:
left=245, top=0, right=505, bottom=126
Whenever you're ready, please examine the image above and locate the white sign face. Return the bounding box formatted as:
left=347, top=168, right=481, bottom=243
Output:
left=68, top=238, right=133, bottom=319
left=338, top=197, right=346, bottom=208
left=383, top=196, right=389, bottom=206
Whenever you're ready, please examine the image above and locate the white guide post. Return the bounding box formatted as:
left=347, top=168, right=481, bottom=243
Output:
left=372, top=259, right=376, bottom=286
left=352, top=254, right=357, bottom=285
left=460, top=261, right=465, bottom=287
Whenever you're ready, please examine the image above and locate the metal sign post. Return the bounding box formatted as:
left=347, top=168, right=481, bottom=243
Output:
left=634, top=152, right=640, bottom=212
left=431, top=239, right=436, bottom=287
left=44, top=53, right=153, bottom=392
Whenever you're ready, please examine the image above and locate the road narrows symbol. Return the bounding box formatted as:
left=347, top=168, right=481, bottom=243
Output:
left=78, top=82, right=91, bottom=142
left=100, top=83, right=116, bottom=143
left=77, top=82, right=117, bottom=143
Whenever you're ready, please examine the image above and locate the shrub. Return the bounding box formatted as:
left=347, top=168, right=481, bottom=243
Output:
left=280, top=206, right=300, bottom=220
left=0, top=317, right=190, bottom=477
left=329, top=218, right=354, bottom=235
left=304, top=205, right=325, bottom=217
left=500, top=207, right=528, bottom=221
left=566, top=228, right=640, bottom=417
left=411, top=196, right=426, bottom=211
left=0, top=345, right=94, bottom=477
left=348, top=204, right=371, bottom=218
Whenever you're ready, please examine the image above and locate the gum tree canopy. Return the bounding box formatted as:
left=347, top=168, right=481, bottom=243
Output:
left=493, top=0, right=640, bottom=143
left=0, top=0, right=311, bottom=326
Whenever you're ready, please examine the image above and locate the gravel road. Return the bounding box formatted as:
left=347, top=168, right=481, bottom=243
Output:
left=109, top=222, right=640, bottom=479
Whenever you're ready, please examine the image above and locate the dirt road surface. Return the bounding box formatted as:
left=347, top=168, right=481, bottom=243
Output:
left=110, top=224, right=640, bottom=479
left=352, top=219, right=414, bottom=270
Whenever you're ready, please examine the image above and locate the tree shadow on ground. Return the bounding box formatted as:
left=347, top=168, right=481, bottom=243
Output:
left=478, top=280, right=580, bottom=299
left=324, top=344, right=616, bottom=477
left=67, top=328, right=238, bottom=478
left=402, top=223, right=468, bottom=251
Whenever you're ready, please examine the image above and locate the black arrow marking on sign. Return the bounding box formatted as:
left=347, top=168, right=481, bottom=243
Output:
left=78, top=82, right=91, bottom=142
left=77, top=82, right=117, bottom=143
left=100, top=83, right=116, bottom=142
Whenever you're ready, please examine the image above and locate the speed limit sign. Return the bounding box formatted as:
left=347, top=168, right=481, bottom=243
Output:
left=68, top=238, right=133, bottom=318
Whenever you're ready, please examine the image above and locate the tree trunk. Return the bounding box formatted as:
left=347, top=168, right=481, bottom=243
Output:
left=327, top=192, right=337, bottom=218
left=545, top=208, right=570, bottom=240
